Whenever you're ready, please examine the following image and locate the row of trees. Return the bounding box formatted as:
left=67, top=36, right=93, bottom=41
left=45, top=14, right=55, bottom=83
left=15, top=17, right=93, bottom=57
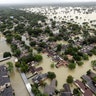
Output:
left=0, top=9, right=47, bottom=34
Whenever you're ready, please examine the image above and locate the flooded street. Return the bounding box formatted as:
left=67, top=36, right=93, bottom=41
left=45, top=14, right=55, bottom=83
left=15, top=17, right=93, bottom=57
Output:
left=10, top=60, right=29, bottom=96
left=0, top=33, right=11, bottom=58
left=0, top=33, right=29, bottom=96
left=39, top=53, right=96, bottom=90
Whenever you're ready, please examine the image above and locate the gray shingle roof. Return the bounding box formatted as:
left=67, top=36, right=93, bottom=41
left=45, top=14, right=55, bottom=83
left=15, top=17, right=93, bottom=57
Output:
left=0, top=65, right=13, bottom=96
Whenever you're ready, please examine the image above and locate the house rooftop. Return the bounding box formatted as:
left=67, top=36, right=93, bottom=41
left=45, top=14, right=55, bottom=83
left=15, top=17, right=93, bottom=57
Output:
left=63, top=84, right=71, bottom=92
left=32, top=73, right=48, bottom=84
left=74, top=80, right=93, bottom=96
left=81, top=75, right=91, bottom=82
left=60, top=84, right=72, bottom=96
left=81, top=74, right=96, bottom=94
left=0, top=86, right=13, bottom=96
left=0, top=65, right=13, bottom=96
left=44, top=79, right=56, bottom=96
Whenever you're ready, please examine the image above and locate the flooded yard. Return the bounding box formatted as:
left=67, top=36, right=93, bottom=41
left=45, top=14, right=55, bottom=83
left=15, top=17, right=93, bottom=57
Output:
left=39, top=53, right=96, bottom=90
left=56, top=40, right=68, bottom=45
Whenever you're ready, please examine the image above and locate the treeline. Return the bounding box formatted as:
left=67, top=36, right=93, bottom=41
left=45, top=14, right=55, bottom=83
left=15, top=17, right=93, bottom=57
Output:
left=0, top=8, right=47, bottom=33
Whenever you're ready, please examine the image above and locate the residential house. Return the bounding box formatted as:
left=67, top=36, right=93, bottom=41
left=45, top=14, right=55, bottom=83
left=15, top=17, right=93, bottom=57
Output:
left=44, top=79, right=56, bottom=96
left=56, top=60, right=68, bottom=68
left=60, top=84, right=72, bottom=96
left=29, top=62, right=43, bottom=74
left=79, top=44, right=95, bottom=54
left=74, top=80, right=93, bottom=96
left=81, top=73, right=96, bottom=94
left=32, top=73, right=48, bottom=84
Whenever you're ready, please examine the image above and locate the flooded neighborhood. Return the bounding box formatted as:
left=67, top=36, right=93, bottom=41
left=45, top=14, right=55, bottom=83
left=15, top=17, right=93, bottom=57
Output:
left=0, top=1, right=96, bottom=96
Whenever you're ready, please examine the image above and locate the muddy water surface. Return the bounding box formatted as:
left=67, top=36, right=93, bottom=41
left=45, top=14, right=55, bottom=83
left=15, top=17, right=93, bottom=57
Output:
left=39, top=53, right=96, bottom=90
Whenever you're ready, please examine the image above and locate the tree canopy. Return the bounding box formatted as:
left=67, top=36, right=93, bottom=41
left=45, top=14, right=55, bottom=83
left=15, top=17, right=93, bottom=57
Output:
left=47, top=72, right=56, bottom=80
left=7, top=62, right=14, bottom=73
left=66, top=75, right=73, bottom=84
left=68, top=63, right=76, bottom=70
left=3, top=52, right=11, bottom=58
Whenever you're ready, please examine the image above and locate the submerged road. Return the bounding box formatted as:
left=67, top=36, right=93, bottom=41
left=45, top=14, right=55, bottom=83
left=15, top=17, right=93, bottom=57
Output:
left=20, top=72, right=34, bottom=96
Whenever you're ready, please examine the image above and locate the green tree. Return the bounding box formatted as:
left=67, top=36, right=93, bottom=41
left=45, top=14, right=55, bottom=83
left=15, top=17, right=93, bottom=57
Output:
left=20, top=62, right=28, bottom=73
left=13, top=49, right=21, bottom=57
left=14, top=34, right=22, bottom=41
left=7, top=62, right=14, bottom=73
left=34, top=54, right=43, bottom=62
left=30, top=41, right=36, bottom=47
left=92, top=76, right=96, bottom=83
left=91, top=60, right=96, bottom=67
left=68, top=63, right=76, bottom=70
left=56, top=44, right=62, bottom=52
left=36, top=47, right=42, bottom=53
left=66, top=75, right=73, bottom=84
left=31, top=84, right=47, bottom=96
left=73, top=54, right=81, bottom=61
left=63, top=55, right=68, bottom=60
left=52, top=21, right=56, bottom=28
left=65, top=45, right=78, bottom=56
left=87, top=69, right=91, bottom=75
left=44, top=26, right=51, bottom=33
left=39, top=42, right=46, bottom=48
left=73, top=88, right=81, bottom=96
left=76, top=61, right=84, bottom=66
left=82, top=54, right=89, bottom=60
left=50, top=63, right=54, bottom=68
left=11, top=44, right=17, bottom=52
left=3, top=52, right=11, bottom=58
left=47, top=72, right=56, bottom=80
left=6, top=36, right=13, bottom=44
left=15, top=62, right=21, bottom=68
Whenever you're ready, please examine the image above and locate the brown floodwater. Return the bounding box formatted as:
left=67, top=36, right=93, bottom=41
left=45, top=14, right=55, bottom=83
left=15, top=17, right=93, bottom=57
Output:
left=0, top=33, right=11, bottom=55
left=39, top=53, right=96, bottom=90
left=0, top=33, right=29, bottom=96
left=1, top=6, right=96, bottom=94
left=23, top=7, right=96, bottom=25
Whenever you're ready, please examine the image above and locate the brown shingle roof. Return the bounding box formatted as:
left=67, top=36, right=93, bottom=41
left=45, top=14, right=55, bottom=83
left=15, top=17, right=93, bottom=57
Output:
left=74, top=80, right=93, bottom=96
